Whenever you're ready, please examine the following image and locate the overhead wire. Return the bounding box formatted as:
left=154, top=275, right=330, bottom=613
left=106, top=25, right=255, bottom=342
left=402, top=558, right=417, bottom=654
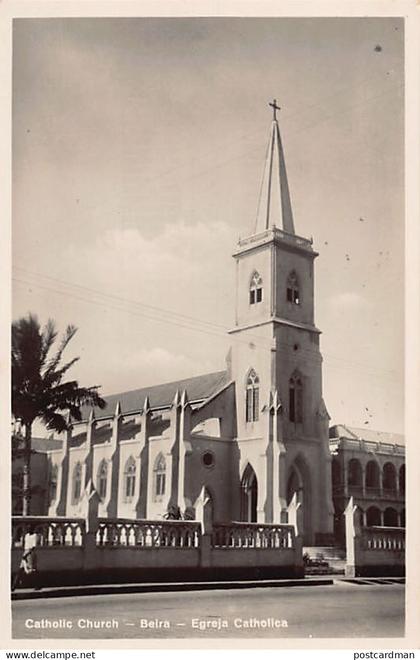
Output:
left=13, top=70, right=404, bottom=385
left=13, top=268, right=401, bottom=381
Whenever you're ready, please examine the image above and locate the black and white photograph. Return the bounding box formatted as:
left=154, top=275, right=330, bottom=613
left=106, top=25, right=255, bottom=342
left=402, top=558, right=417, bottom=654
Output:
left=3, top=2, right=418, bottom=647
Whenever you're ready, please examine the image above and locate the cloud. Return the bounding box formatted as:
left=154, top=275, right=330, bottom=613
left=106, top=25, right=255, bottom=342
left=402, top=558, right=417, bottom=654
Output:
left=97, top=346, right=216, bottom=395
left=60, top=220, right=235, bottom=318
left=327, top=291, right=369, bottom=310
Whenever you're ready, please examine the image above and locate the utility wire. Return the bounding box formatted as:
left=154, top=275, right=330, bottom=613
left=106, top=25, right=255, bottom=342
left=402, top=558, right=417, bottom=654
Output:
left=13, top=269, right=401, bottom=381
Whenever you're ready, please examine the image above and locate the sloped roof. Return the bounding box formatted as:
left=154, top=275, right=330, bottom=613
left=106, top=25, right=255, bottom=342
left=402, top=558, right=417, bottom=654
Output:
left=329, top=424, right=404, bottom=447
left=83, top=370, right=230, bottom=421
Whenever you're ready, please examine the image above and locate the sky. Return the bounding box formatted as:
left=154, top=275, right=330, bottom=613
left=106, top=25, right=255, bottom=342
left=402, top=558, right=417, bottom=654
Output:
left=12, top=17, right=404, bottom=434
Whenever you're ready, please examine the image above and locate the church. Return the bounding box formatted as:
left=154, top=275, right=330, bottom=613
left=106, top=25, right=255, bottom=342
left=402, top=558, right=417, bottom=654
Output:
left=21, top=101, right=404, bottom=548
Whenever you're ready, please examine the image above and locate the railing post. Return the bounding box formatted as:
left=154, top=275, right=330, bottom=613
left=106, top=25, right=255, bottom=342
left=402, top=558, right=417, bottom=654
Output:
left=344, top=496, right=361, bottom=577
left=82, top=480, right=100, bottom=572
left=196, top=486, right=212, bottom=567
left=287, top=492, right=303, bottom=539
left=287, top=493, right=304, bottom=573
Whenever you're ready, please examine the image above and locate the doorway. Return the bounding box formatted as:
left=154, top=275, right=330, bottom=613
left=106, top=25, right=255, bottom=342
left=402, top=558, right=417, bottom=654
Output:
left=240, top=464, right=258, bottom=522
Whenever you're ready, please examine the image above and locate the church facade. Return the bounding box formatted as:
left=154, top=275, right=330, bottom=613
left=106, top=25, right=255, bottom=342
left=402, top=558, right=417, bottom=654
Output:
left=21, top=105, right=403, bottom=548
left=42, top=105, right=334, bottom=546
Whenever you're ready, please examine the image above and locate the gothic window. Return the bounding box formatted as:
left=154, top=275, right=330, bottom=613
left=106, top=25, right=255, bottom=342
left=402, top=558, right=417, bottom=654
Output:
left=72, top=462, right=82, bottom=504
left=124, top=456, right=136, bottom=500
left=97, top=460, right=108, bottom=500
left=245, top=369, right=260, bottom=422
left=287, top=271, right=300, bottom=304
left=289, top=372, right=303, bottom=423
left=49, top=464, right=58, bottom=504
left=154, top=453, right=166, bottom=498
left=249, top=272, right=263, bottom=305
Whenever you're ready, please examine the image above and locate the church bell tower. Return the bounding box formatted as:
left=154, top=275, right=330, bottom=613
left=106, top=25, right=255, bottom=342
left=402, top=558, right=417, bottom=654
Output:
left=230, top=100, right=334, bottom=545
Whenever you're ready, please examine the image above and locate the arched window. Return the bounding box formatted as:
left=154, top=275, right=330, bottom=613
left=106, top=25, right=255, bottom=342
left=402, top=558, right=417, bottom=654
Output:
left=331, top=458, right=342, bottom=489
left=249, top=272, right=263, bottom=305
left=366, top=506, right=381, bottom=527
left=154, top=454, right=166, bottom=498
left=289, top=372, right=303, bottom=423
left=399, top=465, right=405, bottom=495
left=49, top=464, right=58, bottom=504
left=365, top=460, right=380, bottom=490
left=245, top=369, right=260, bottom=422
left=348, top=459, right=363, bottom=488
left=383, top=462, right=397, bottom=492
left=124, top=456, right=136, bottom=500
left=72, top=462, right=82, bottom=504
left=97, top=460, right=108, bottom=500
left=287, top=271, right=300, bottom=305
left=383, top=507, right=398, bottom=527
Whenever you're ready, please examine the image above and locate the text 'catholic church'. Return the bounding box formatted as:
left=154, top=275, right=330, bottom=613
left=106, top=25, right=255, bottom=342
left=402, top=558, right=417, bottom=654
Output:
left=28, top=102, right=404, bottom=548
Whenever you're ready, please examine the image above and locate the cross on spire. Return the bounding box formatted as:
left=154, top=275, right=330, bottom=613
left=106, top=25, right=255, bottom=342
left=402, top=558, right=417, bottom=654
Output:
left=269, top=98, right=281, bottom=121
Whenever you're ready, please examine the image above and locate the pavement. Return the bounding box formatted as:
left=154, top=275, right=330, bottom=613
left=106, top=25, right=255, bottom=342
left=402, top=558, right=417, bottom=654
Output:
left=11, top=576, right=335, bottom=600
left=11, top=580, right=405, bottom=639
left=10, top=575, right=405, bottom=601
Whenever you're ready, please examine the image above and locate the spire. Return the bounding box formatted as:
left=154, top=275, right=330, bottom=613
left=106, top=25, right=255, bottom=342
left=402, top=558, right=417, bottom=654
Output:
left=255, top=99, right=295, bottom=235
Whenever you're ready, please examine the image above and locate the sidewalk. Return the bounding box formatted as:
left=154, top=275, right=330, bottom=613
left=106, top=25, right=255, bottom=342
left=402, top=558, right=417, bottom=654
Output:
left=11, top=576, right=335, bottom=600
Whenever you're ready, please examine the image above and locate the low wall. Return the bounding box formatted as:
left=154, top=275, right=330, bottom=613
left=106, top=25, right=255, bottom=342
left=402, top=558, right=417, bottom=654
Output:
left=345, top=504, right=405, bottom=577
left=11, top=516, right=303, bottom=587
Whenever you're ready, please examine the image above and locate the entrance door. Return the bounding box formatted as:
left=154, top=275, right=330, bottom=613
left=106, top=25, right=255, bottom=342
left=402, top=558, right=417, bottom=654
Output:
left=240, top=464, right=257, bottom=522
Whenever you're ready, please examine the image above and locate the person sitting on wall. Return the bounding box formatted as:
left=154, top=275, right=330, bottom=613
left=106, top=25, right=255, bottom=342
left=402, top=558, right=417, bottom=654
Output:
left=12, top=525, right=39, bottom=591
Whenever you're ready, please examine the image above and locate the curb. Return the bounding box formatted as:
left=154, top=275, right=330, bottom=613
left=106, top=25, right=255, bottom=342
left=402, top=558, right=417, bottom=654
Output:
left=11, top=577, right=334, bottom=601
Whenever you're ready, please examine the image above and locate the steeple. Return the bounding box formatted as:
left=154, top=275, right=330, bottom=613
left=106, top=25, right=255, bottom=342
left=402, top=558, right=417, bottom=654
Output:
left=255, top=99, right=295, bottom=235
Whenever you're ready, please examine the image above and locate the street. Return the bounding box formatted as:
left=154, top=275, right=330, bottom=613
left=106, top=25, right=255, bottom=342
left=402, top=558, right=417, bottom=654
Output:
left=12, top=582, right=404, bottom=639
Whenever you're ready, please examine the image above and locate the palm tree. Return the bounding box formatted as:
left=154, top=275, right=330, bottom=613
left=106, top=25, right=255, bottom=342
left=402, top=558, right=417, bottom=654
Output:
left=12, top=313, right=106, bottom=515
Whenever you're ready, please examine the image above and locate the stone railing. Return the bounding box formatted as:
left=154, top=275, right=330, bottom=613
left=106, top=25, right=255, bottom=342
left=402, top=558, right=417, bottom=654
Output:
left=362, top=526, right=405, bottom=551
left=11, top=514, right=304, bottom=586
left=345, top=498, right=405, bottom=577
left=331, top=438, right=405, bottom=456
left=12, top=516, right=85, bottom=548
left=96, top=518, right=201, bottom=548
left=237, top=228, right=312, bottom=251
left=212, top=522, right=295, bottom=549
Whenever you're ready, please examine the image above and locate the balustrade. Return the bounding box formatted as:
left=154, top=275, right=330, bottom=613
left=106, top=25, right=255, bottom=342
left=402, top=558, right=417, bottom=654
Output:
left=212, top=522, right=295, bottom=549
left=12, top=516, right=85, bottom=548
left=96, top=518, right=201, bottom=548
left=363, top=526, right=405, bottom=552
left=238, top=228, right=312, bottom=250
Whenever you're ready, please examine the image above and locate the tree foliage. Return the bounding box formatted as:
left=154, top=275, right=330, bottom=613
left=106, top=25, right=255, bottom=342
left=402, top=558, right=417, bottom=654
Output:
left=12, top=313, right=106, bottom=514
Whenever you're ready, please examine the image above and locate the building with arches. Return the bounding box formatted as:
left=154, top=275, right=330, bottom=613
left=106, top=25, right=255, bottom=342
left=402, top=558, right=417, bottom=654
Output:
left=330, top=424, right=405, bottom=543
left=15, top=105, right=404, bottom=548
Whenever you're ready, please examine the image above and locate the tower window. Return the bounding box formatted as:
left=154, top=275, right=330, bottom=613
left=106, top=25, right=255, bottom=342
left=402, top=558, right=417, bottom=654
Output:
left=289, top=373, right=303, bottom=423
left=246, top=369, right=260, bottom=422
left=287, top=271, right=300, bottom=304
left=249, top=272, right=263, bottom=305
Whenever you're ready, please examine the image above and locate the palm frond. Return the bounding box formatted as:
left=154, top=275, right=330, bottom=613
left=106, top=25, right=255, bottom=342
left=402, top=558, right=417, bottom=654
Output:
left=40, top=319, right=58, bottom=366
left=43, top=324, right=78, bottom=380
